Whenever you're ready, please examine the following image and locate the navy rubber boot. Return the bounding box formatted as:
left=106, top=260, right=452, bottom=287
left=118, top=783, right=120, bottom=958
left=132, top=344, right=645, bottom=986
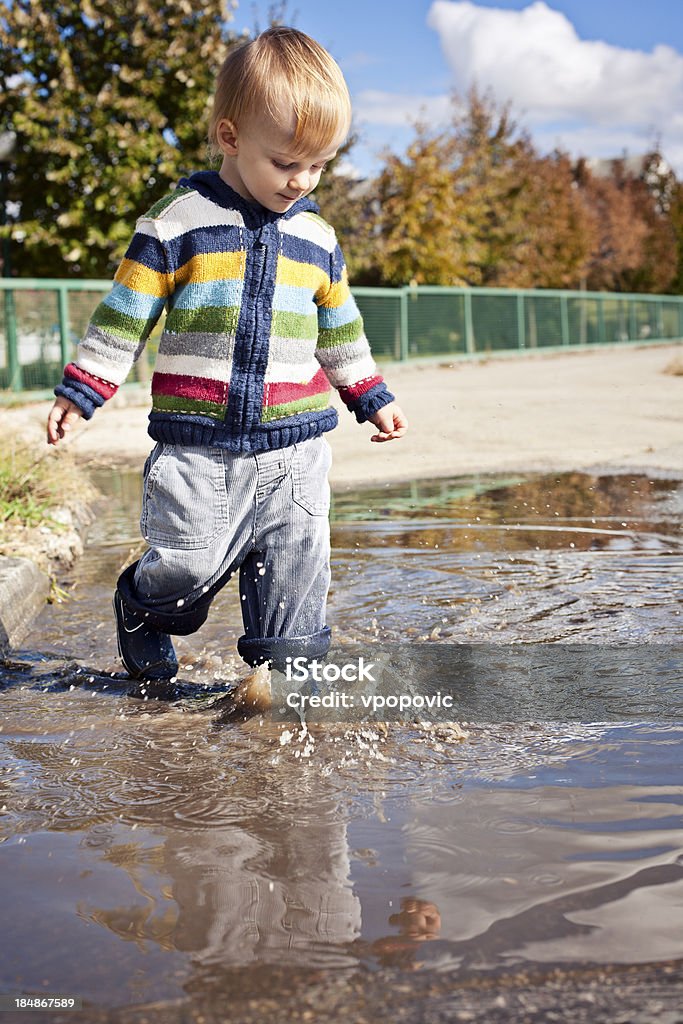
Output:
left=113, top=589, right=179, bottom=680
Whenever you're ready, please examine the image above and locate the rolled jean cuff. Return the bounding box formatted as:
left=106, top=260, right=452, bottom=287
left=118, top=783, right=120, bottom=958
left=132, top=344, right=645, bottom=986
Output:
left=116, top=561, right=213, bottom=636
left=237, top=626, right=332, bottom=672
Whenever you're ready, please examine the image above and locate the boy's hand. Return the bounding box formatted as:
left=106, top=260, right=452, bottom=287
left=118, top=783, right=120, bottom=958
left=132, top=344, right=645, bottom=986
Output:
left=368, top=401, right=408, bottom=442
left=47, top=397, right=83, bottom=445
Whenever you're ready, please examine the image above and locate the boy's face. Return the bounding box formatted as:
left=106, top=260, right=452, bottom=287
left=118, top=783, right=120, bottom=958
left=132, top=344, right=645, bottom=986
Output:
left=217, top=112, right=343, bottom=213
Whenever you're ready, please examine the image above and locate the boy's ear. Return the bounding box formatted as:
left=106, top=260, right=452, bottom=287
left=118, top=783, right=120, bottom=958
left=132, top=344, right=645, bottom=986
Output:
left=216, top=119, right=239, bottom=155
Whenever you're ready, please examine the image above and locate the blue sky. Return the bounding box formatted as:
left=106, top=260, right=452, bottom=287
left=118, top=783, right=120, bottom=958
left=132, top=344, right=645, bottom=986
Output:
left=229, top=0, right=683, bottom=177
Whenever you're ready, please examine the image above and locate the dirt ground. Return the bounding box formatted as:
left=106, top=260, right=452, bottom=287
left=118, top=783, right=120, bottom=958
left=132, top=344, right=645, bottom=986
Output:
left=4, top=343, right=683, bottom=486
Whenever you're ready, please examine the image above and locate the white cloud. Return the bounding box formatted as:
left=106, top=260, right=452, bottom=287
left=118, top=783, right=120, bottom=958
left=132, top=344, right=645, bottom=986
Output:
left=354, top=89, right=451, bottom=127
left=426, top=0, right=683, bottom=129
left=533, top=123, right=661, bottom=163
left=348, top=2, right=683, bottom=174
left=333, top=157, right=365, bottom=180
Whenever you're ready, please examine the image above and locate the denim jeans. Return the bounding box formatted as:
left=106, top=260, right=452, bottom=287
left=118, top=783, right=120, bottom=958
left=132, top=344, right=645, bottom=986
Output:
left=116, top=437, right=332, bottom=670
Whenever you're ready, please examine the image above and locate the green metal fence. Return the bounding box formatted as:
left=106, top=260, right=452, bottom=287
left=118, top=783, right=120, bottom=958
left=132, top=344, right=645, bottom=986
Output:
left=0, top=279, right=110, bottom=392
left=355, top=286, right=683, bottom=361
left=1, top=278, right=682, bottom=393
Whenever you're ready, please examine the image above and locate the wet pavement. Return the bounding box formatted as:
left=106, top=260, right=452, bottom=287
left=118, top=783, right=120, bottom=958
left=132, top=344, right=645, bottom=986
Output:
left=1, top=469, right=682, bottom=1023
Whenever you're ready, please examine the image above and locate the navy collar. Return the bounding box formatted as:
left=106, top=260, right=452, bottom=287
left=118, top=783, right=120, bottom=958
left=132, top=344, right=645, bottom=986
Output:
left=177, top=170, right=319, bottom=228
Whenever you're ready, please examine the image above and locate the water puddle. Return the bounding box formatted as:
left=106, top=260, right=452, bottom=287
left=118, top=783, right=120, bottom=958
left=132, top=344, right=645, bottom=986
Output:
left=1, top=469, right=682, bottom=1021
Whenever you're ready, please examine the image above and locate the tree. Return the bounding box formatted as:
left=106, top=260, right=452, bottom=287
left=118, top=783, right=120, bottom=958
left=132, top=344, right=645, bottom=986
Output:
left=450, top=89, right=533, bottom=286
left=575, top=156, right=677, bottom=294
left=370, top=90, right=534, bottom=288
left=617, top=154, right=677, bottom=294
left=373, top=121, right=471, bottom=286
left=669, top=181, right=683, bottom=296
left=370, top=90, right=587, bottom=289
left=0, top=0, right=236, bottom=277
left=510, top=151, right=594, bottom=289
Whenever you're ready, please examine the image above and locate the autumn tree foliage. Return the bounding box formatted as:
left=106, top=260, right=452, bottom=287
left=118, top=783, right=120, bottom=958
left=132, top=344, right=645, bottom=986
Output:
left=449, top=92, right=534, bottom=287
left=669, top=182, right=683, bottom=296
left=611, top=156, right=677, bottom=294
left=370, top=92, right=531, bottom=286
left=1, top=7, right=682, bottom=295
left=573, top=159, right=648, bottom=292
left=575, top=155, right=677, bottom=293
left=371, top=91, right=596, bottom=289
left=508, top=152, right=595, bottom=289
left=361, top=91, right=681, bottom=293
left=372, top=124, right=468, bottom=286
left=0, top=0, right=237, bottom=277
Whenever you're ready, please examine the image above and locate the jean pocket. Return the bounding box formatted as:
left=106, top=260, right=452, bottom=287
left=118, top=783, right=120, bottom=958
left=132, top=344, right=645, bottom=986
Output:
left=291, top=438, right=332, bottom=516
left=140, top=445, right=228, bottom=549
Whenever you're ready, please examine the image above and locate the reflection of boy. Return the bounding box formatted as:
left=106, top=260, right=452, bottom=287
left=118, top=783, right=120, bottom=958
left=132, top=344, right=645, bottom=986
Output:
left=365, top=898, right=442, bottom=970
left=46, top=28, right=407, bottom=681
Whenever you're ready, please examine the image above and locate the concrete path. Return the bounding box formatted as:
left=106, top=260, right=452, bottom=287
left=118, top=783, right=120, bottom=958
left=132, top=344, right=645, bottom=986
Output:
left=4, top=343, right=682, bottom=485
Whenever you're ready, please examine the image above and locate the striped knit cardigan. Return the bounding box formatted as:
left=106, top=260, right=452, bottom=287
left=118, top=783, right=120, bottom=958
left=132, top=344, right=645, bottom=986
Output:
left=55, top=171, right=394, bottom=452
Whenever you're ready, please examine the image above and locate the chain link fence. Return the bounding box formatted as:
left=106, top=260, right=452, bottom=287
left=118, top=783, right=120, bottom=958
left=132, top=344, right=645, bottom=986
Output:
left=356, top=286, right=683, bottom=360
left=1, top=279, right=682, bottom=393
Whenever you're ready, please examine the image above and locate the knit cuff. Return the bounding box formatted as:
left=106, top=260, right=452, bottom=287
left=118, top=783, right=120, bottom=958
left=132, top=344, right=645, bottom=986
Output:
left=348, top=382, right=395, bottom=424
left=54, top=379, right=106, bottom=420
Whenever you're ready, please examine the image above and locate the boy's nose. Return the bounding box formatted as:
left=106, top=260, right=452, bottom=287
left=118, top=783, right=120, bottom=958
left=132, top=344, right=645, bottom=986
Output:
left=287, top=170, right=310, bottom=194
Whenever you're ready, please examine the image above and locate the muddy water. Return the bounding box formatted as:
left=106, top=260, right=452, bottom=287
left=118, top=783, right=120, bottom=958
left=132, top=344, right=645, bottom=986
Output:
left=1, top=469, right=683, bottom=1022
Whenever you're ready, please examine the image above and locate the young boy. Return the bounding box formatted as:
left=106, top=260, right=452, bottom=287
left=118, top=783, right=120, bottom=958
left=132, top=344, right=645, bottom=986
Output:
left=47, top=27, right=407, bottom=682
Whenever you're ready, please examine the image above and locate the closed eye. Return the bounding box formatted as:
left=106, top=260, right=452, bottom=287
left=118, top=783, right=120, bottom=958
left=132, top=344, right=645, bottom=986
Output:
left=272, top=160, right=329, bottom=172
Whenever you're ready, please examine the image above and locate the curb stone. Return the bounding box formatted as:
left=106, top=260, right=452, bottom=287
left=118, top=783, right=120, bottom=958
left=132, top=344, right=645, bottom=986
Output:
left=0, top=555, right=50, bottom=655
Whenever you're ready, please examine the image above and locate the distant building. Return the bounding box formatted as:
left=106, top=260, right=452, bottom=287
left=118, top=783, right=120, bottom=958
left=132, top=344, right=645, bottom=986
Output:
left=586, top=153, right=671, bottom=181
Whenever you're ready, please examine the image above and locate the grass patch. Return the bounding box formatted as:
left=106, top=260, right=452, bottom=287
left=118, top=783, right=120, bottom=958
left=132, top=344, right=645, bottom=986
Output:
left=0, top=444, right=67, bottom=527
left=0, top=441, right=98, bottom=579
left=0, top=452, right=54, bottom=524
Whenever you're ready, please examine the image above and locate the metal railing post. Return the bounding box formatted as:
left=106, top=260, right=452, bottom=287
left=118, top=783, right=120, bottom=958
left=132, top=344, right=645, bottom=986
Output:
left=560, top=294, right=569, bottom=345
left=516, top=293, right=526, bottom=349
left=58, top=286, right=71, bottom=365
left=4, top=288, right=21, bottom=390
left=597, top=295, right=606, bottom=345
left=399, top=287, right=409, bottom=361
left=463, top=290, right=475, bottom=354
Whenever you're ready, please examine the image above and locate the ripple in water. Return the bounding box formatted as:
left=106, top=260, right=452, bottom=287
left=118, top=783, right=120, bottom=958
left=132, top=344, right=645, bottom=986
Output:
left=1, top=470, right=682, bottom=1011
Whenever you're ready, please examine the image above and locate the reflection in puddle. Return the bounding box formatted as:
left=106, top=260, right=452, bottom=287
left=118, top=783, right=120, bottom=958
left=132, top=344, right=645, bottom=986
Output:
left=1, top=470, right=682, bottom=1018
left=329, top=472, right=683, bottom=644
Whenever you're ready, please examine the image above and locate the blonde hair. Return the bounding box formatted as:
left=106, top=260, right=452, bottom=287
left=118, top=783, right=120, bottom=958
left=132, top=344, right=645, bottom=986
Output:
left=208, top=27, right=352, bottom=158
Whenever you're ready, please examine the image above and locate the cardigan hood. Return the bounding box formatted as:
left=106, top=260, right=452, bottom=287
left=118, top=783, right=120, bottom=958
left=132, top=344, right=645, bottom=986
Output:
left=177, top=171, right=320, bottom=226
